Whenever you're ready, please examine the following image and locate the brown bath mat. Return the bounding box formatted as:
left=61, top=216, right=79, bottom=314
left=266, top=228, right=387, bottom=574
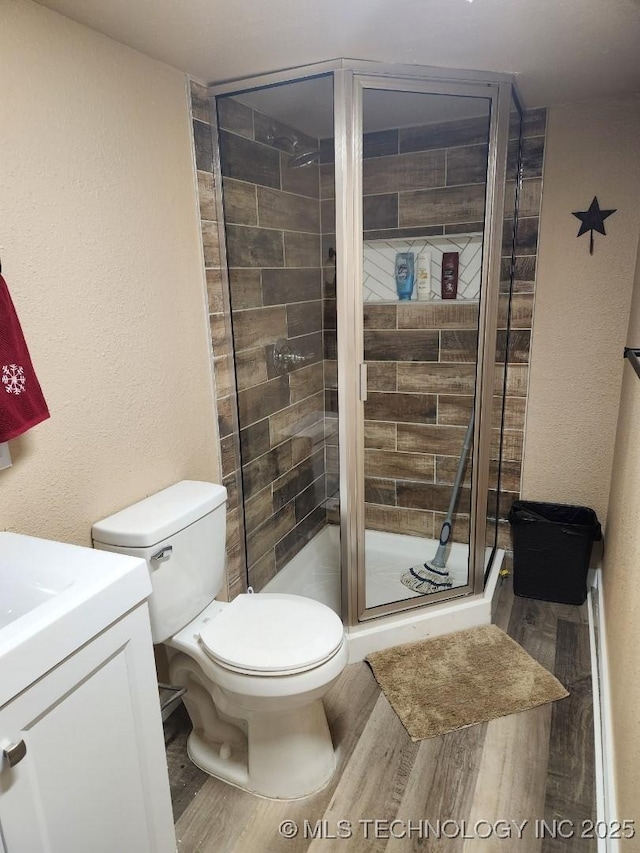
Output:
left=366, top=624, right=568, bottom=741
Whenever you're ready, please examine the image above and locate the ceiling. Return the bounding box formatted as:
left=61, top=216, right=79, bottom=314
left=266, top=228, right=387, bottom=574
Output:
left=34, top=0, right=640, bottom=110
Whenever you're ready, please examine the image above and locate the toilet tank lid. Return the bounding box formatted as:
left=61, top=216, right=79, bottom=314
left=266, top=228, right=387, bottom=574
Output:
left=92, top=481, right=227, bottom=548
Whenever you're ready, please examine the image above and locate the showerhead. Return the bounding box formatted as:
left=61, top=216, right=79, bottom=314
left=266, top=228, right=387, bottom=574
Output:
left=288, top=146, right=321, bottom=169
left=266, top=131, right=320, bottom=169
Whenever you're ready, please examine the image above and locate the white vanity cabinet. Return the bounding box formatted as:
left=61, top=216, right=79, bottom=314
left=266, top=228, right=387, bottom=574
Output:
left=0, top=533, right=176, bottom=853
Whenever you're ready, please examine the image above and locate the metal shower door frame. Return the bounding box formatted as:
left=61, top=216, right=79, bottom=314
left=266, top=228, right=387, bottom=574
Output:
left=208, top=60, right=514, bottom=628
left=334, top=68, right=512, bottom=625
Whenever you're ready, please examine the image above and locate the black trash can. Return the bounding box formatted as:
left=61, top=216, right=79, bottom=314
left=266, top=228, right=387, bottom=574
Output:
left=508, top=501, right=602, bottom=605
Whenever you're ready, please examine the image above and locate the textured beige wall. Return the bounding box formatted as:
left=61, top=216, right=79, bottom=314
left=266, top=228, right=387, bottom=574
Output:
left=603, top=237, right=640, bottom=839
left=0, top=0, right=220, bottom=544
left=522, top=96, right=640, bottom=525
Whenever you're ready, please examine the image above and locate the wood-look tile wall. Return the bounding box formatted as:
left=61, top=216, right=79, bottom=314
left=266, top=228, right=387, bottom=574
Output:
left=218, top=96, right=327, bottom=590
left=322, top=209, right=339, bottom=520
left=323, top=109, right=546, bottom=547
left=320, top=114, right=492, bottom=241
left=321, top=112, right=496, bottom=538
left=360, top=301, right=466, bottom=542
left=189, top=81, right=246, bottom=599
left=355, top=293, right=534, bottom=546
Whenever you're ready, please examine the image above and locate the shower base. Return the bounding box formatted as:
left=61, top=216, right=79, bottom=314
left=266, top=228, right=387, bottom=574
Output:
left=263, top=525, right=504, bottom=661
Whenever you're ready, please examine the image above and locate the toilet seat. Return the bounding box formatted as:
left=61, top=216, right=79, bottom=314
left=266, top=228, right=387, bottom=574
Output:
left=198, top=593, right=344, bottom=676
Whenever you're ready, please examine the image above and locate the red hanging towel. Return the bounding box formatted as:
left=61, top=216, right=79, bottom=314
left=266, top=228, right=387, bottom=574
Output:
left=0, top=274, right=50, bottom=442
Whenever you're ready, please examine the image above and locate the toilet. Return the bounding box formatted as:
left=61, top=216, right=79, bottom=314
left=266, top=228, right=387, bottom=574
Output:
left=92, top=480, right=347, bottom=800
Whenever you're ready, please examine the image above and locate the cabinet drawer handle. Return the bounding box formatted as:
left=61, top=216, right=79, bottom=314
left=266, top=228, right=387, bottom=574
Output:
left=3, top=740, right=27, bottom=767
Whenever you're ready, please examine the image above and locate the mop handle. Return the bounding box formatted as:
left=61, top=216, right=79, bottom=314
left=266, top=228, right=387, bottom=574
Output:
left=443, top=407, right=475, bottom=527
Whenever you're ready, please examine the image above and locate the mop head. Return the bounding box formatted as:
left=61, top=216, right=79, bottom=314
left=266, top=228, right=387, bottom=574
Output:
left=401, top=562, right=453, bottom=595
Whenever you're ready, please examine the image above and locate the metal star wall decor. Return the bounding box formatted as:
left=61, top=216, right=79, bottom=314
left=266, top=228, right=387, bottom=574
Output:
left=572, top=196, right=616, bottom=255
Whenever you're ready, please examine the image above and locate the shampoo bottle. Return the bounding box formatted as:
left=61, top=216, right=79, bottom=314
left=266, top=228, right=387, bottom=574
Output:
left=441, top=252, right=459, bottom=300
left=394, top=252, right=415, bottom=301
left=416, top=251, right=432, bottom=301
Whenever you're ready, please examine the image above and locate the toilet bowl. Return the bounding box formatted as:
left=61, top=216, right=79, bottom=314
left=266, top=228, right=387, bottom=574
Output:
left=168, top=594, right=347, bottom=798
left=92, top=480, right=347, bottom=800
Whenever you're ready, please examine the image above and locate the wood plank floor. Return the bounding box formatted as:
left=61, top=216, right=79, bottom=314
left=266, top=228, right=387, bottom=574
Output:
left=167, top=576, right=596, bottom=852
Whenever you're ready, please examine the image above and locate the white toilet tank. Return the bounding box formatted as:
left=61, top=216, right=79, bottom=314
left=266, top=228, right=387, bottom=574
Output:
left=92, top=481, right=227, bottom=643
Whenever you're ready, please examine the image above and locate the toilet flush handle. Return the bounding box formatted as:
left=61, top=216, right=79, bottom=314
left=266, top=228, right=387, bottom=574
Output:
left=151, top=545, right=173, bottom=565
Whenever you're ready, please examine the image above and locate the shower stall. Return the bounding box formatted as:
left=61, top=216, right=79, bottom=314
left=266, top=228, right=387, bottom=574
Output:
left=208, top=60, right=524, bottom=648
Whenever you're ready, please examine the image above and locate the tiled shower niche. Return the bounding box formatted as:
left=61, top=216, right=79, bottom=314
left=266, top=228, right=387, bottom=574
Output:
left=363, top=233, right=483, bottom=302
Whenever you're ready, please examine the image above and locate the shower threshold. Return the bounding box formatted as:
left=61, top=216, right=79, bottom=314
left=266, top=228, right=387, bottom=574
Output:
left=263, top=525, right=504, bottom=661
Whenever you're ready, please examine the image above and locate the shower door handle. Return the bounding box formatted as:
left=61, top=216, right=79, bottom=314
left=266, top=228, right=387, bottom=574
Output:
left=359, top=363, right=368, bottom=402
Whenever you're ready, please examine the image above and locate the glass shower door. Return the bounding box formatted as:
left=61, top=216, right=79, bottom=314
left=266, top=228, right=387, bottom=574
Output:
left=484, top=93, right=526, bottom=575
left=353, top=80, right=497, bottom=617
left=214, top=74, right=340, bottom=609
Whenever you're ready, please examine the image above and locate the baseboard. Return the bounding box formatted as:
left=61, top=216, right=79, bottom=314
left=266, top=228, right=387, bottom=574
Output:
left=587, top=569, right=620, bottom=853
